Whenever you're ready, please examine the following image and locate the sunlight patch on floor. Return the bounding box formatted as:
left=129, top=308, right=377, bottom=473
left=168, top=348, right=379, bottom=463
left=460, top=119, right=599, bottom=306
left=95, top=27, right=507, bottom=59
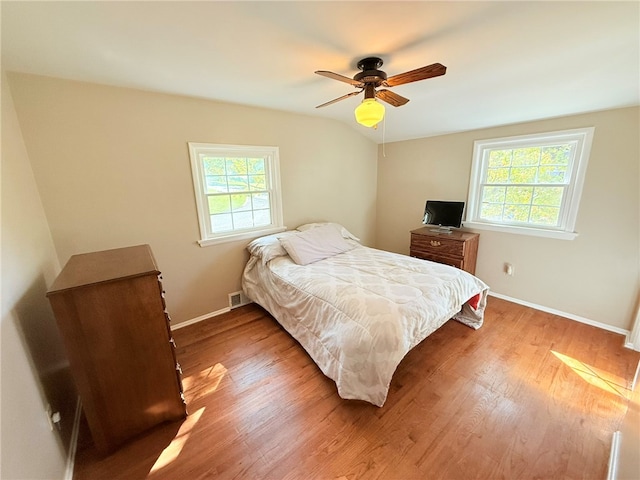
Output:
left=182, top=363, right=228, bottom=403
left=149, top=407, right=205, bottom=475
left=551, top=351, right=631, bottom=398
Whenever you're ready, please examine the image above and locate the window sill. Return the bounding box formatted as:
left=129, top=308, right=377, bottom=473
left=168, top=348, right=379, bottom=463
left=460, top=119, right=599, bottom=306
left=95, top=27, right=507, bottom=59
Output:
left=198, top=226, right=287, bottom=247
left=463, top=221, right=578, bottom=240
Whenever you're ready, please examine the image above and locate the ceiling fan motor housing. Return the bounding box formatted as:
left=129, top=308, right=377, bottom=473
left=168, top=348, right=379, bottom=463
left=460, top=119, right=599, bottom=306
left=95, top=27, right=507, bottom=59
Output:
left=354, top=57, right=387, bottom=86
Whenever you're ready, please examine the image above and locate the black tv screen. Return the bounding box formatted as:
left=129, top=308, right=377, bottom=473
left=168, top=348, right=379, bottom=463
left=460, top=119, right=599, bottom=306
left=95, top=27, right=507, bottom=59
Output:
left=423, top=201, right=465, bottom=229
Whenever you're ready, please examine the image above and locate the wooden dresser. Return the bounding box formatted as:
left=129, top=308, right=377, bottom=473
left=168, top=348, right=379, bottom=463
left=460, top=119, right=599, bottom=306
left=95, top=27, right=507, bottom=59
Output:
left=47, top=244, right=186, bottom=454
left=410, top=227, right=479, bottom=275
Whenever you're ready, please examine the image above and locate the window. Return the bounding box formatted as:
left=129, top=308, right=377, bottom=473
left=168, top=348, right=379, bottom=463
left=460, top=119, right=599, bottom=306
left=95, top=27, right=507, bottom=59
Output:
left=188, top=143, right=284, bottom=246
left=466, top=128, right=594, bottom=240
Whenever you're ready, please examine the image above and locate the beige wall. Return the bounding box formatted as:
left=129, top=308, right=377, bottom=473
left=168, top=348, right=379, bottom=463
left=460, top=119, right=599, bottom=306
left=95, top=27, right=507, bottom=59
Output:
left=1, top=72, right=72, bottom=478
left=7, top=72, right=378, bottom=324
left=376, top=107, right=639, bottom=331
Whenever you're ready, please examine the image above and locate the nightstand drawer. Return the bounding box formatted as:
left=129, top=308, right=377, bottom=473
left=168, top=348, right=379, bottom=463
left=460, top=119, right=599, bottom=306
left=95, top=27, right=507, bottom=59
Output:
left=410, top=251, right=464, bottom=269
left=410, top=234, right=464, bottom=257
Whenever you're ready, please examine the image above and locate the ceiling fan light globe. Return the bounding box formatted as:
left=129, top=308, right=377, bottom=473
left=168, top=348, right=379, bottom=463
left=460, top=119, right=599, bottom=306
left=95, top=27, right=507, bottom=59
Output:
left=354, top=98, right=385, bottom=128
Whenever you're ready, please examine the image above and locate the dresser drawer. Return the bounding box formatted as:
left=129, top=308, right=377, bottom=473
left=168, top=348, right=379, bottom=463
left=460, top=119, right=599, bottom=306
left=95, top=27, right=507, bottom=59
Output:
left=410, top=233, right=465, bottom=257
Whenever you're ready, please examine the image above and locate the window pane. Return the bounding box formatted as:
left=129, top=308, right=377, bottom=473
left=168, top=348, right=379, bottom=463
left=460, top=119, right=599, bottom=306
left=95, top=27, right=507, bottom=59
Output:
left=538, top=165, right=567, bottom=183
left=248, top=158, right=265, bottom=174
left=486, top=168, right=510, bottom=184
left=228, top=175, right=249, bottom=192
left=232, top=211, right=253, bottom=229
left=512, top=147, right=540, bottom=166
left=530, top=206, right=560, bottom=225
left=202, top=156, right=226, bottom=175
left=505, top=186, right=533, bottom=205
left=210, top=213, right=233, bottom=233
left=230, top=193, right=250, bottom=212
left=208, top=195, right=230, bottom=214
left=253, top=209, right=271, bottom=226
left=480, top=203, right=504, bottom=220
left=541, top=145, right=572, bottom=165
left=482, top=186, right=506, bottom=203
left=226, top=158, right=247, bottom=175
left=508, top=167, right=537, bottom=184
left=249, top=174, right=266, bottom=191
left=533, top=186, right=564, bottom=206
left=504, top=204, right=530, bottom=222
left=488, top=150, right=512, bottom=167
left=251, top=192, right=270, bottom=209
left=205, top=175, right=228, bottom=193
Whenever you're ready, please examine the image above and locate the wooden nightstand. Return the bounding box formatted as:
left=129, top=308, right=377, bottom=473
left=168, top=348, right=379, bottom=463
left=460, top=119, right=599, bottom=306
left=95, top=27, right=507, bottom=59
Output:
left=410, top=227, right=479, bottom=275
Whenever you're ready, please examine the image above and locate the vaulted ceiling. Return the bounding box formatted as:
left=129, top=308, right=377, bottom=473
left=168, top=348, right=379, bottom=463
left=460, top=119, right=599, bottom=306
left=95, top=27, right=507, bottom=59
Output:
left=3, top=1, right=638, bottom=143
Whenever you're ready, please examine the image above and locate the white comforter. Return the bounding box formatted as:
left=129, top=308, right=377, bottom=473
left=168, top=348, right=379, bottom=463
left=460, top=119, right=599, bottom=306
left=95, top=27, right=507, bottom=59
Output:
left=242, top=242, right=489, bottom=407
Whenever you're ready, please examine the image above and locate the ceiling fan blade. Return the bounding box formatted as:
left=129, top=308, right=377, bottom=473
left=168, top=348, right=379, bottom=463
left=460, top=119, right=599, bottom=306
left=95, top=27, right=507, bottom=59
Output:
left=385, top=63, right=447, bottom=87
left=316, top=90, right=362, bottom=108
left=315, top=70, right=364, bottom=87
left=376, top=89, right=410, bottom=107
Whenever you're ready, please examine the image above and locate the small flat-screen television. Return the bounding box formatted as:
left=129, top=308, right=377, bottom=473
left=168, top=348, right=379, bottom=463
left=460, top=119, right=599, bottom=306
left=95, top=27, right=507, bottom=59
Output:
left=422, top=200, right=465, bottom=233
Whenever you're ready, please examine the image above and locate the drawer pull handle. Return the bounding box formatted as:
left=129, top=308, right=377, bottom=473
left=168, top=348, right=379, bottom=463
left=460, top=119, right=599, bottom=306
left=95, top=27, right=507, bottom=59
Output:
left=430, top=240, right=441, bottom=247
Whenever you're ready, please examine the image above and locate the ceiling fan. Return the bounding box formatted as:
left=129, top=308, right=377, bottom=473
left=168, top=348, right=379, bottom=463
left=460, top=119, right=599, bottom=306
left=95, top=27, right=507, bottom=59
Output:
left=315, top=57, right=446, bottom=128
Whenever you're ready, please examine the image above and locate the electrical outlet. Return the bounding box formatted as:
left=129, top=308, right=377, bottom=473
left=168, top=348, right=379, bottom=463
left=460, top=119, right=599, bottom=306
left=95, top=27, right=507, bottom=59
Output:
left=45, top=404, right=61, bottom=431
left=504, top=263, right=514, bottom=276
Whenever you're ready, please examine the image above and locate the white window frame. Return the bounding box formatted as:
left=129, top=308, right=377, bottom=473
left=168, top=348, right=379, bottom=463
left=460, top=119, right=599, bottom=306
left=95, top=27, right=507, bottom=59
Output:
left=465, top=127, right=594, bottom=240
left=188, top=142, right=285, bottom=246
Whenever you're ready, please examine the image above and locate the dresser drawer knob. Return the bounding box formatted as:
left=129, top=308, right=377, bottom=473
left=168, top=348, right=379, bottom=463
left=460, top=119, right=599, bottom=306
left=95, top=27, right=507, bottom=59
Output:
left=430, top=240, right=441, bottom=247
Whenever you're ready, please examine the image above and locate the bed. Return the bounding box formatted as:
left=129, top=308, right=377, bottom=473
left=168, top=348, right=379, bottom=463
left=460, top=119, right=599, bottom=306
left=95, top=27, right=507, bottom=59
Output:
left=242, top=223, right=489, bottom=407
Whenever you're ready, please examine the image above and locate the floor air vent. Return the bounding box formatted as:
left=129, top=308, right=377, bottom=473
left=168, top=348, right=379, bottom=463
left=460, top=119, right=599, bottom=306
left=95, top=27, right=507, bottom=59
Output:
left=228, top=291, right=250, bottom=309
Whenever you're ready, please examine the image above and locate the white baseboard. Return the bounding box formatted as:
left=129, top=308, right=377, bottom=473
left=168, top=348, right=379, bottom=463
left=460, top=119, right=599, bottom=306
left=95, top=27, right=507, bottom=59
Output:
left=65, top=396, right=82, bottom=480
left=488, top=291, right=632, bottom=344
left=170, top=307, right=231, bottom=331
left=632, top=360, right=640, bottom=391
left=170, top=299, right=257, bottom=331
left=607, top=431, right=621, bottom=480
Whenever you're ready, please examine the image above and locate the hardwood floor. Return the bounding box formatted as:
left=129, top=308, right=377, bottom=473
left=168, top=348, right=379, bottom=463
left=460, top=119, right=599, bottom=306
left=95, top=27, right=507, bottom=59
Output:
left=73, top=297, right=640, bottom=479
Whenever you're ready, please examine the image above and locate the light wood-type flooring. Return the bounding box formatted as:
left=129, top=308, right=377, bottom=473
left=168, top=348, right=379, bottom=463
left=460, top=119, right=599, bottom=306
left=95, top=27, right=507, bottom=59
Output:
left=73, top=297, right=640, bottom=479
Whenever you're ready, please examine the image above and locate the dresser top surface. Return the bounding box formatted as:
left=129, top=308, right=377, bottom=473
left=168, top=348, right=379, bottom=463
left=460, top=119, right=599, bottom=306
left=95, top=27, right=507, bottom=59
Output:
left=411, top=227, right=479, bottom=241
left=47, top=244, right=159, bottom=294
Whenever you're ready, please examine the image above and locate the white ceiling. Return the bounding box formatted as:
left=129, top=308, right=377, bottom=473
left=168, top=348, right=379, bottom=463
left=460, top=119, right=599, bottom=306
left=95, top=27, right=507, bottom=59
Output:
left=2, top=1, right=638, bottom=144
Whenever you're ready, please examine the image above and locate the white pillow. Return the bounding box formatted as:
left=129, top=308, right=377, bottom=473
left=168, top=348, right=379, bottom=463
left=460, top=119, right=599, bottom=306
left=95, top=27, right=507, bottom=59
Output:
left=247, top=231, right=298, bottom=263
left=279, top=224, right=355, bottom=265
left=296, top=222, right=360, bottom=242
